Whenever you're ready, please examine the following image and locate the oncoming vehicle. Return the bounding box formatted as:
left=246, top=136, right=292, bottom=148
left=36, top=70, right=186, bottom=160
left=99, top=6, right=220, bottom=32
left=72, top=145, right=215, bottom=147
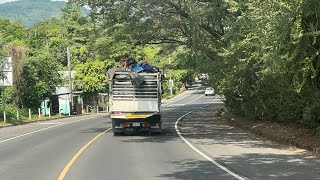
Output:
left=205, top=87, right=215, bottom=96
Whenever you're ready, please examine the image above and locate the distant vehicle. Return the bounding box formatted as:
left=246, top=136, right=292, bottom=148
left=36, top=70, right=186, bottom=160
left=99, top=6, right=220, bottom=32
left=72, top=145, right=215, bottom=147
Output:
left=205, top=87, right=215, bottom=96
left=198, top=73, right=209, bottom=81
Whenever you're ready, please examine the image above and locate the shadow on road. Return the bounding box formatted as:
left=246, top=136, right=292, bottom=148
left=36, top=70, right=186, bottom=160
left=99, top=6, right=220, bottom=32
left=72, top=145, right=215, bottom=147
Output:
left=157, top=158, right=240, bottom=180
left=156, top=152, right=320, bottom=179
left=177, top=104, right=320, bottom=179
left=114, top=103, right=210, bottom=143
left=178, top=105, right=278, bottom=149
left=218, top=152, right=320, bottom=179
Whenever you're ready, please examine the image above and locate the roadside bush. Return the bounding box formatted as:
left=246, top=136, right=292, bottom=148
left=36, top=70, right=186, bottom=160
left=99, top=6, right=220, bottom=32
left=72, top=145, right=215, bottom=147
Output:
left=301, top=99, right=320, bottom=128
left=162, top=79, right=175, bottom=99
left=223, top=69, right=305, bottom=124
left=0, top=104, right=29, bottom=124
left=254, top=73, right=305, bottom=122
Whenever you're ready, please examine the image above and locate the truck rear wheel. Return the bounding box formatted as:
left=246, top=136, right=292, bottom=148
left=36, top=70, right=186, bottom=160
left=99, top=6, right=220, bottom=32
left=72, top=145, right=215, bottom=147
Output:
left=114, top=132, right=124, bottom=136
left=112, top=118, right=125, bottom=136
left=114, top=132, right=120, bottom=136
left=149, top=114, right=161, bottom=135
left=150, top=131, right=161, bottom=135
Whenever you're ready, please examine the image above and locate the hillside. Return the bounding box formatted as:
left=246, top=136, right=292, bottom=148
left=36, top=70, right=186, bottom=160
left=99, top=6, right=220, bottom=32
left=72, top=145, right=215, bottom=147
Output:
left=0, top=0, right=66, bottom=27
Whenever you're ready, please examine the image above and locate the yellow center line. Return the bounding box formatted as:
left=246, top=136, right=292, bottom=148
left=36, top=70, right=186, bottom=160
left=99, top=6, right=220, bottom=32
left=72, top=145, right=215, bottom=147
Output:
left=57, top=128, right=112, bottom=180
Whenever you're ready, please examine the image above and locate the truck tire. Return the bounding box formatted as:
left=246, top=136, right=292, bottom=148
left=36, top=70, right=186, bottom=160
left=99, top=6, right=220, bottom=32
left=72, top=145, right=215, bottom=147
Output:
left=112, top=118, right=124, bottom=136
left=112, top=118, right=116, bottom=132
left=150, top=131, right=161, bottom=135
left=114, top=132, right=124, bottom=136
left=114, top=132, right=120, bottom=136
left=149, top=114, right=162, bottom=135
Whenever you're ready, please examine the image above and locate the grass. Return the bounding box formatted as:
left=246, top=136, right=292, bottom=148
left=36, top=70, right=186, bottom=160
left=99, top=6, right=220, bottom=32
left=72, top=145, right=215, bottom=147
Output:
left=0, top=112, right=94, bottom=126
left=0, top=114, right=70, bottom=126
left=0, top=121, right=9, bottom=126
left=21, top=114, right=68, bottom=123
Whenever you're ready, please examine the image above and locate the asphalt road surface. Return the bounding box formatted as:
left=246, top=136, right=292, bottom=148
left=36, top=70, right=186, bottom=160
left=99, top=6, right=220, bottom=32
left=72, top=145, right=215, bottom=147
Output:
left=0, top=86, right=320, bottom=180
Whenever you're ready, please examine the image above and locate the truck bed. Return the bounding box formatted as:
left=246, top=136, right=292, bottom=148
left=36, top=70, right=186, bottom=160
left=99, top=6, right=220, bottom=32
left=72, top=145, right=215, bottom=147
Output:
left=110, top=71, right=161, bottom=113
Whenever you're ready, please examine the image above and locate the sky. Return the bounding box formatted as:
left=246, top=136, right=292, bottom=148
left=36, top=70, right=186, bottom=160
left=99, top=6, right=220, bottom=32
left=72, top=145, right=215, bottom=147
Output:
left=0, top=0, right=67, bottom=4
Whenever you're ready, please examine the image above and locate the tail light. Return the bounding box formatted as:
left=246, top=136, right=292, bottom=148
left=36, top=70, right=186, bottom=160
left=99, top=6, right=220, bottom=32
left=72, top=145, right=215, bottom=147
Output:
left=142, top=123, right=150, bottom=127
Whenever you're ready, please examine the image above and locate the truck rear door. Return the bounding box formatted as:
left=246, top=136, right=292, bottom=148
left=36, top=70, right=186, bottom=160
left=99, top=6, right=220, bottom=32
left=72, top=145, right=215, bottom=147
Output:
left=111, top=72, right=160, bottom=113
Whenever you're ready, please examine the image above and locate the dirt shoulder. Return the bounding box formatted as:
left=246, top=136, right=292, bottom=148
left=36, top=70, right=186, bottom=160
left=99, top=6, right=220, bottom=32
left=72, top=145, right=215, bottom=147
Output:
left=217, top=108, right=320, bottom=156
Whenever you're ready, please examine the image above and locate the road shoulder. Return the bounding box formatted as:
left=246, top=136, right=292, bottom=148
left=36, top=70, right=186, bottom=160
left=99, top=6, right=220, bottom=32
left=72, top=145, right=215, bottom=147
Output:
left=177, top=104, right=320, bottom=179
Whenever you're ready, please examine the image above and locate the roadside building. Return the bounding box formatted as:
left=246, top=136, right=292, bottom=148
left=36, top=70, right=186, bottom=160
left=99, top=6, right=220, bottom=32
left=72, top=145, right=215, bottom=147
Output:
left=41, top=71, right=83, bottom=116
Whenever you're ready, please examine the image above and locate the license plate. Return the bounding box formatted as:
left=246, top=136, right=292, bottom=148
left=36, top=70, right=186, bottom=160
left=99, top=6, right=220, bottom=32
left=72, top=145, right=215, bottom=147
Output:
left=133, top=122, right=140, bottom=127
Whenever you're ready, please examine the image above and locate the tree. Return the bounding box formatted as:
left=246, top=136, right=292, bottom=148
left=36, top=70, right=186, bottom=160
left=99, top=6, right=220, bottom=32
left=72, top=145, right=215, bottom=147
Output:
left=69, top=0, right=228, bottom=62
left=17, top=54, right=61, bottom=109
left=74, top=60, right=111, bottom=93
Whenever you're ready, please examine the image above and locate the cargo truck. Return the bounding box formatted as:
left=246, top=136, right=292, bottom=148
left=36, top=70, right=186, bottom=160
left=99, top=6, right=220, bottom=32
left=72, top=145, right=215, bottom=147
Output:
left=109, top=71, right=162, bottom=135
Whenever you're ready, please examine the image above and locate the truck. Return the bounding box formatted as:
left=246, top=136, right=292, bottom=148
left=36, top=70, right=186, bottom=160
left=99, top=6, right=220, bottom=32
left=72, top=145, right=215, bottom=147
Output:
left=109, top=70, right=162, bottom=135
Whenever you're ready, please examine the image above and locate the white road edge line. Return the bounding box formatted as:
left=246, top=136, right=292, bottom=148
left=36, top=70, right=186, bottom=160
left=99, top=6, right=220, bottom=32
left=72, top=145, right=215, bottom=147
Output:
left=175, top=102, right=246, bottom=180
left=0, top=116, right=97, bottom=144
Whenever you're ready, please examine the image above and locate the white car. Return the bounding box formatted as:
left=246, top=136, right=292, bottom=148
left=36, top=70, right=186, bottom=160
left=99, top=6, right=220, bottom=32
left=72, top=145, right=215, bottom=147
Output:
left=205, top=87, right=215, bottom=96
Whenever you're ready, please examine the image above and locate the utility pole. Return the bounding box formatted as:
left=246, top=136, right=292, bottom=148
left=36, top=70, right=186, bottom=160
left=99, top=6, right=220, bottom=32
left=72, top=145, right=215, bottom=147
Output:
left=45, top=35, right=49, bottom=54
left=34, top=30, right=56, bottom=54
left=67, top=47, right=73, bottom=115
left=2, top=63, right=5, bottom=123
left=169, top=57, right=173, bottom=95
left=1, top=56, right=11, bottom=123
left=0, top=40, right=7, bottom=123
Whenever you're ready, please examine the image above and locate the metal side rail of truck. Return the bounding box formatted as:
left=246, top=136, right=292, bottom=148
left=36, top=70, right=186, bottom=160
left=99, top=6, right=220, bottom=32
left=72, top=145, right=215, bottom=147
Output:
left=109, top=71, right=162, bottom=135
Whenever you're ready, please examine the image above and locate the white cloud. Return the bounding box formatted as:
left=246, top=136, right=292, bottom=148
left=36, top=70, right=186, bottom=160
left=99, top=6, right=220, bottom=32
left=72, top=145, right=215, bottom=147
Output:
left=0, top=0, right=18, bottom=4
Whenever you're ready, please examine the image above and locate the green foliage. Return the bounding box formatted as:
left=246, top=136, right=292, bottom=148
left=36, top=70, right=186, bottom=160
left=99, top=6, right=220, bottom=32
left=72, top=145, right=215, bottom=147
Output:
left=74, top=60, right=111, bottom=93
left=70, top=0, right=225, bottom=61
left=217, top=0, right=320, bottom=127
left=0, top=18, right=26, bottom=59
left=27, top=20, right=65, bottom=71
left=3, top=0, right=320, bottom=130
left=0, top=0, right=67, bottom=27
left=0, top=104, right=29, bottom=124
left=0, top=18, right=26, bottom=41
left=17, top=54, right=61, bottom=108
left=28, top=7, right=93, bottom=66
left=172, top=69, right=193, bottom=88
left=69, top=0, right=320, bottom=128
left=3, top=86, right=16, bottom=103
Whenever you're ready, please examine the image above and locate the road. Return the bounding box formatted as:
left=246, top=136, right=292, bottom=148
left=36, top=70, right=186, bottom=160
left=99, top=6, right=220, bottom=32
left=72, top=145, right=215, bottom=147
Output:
left=0, top=87, right=320, bottom=180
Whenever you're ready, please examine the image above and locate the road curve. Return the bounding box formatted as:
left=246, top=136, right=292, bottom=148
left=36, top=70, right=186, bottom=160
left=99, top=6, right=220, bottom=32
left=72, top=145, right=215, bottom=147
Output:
left=0, top=86, right=320, bottom=180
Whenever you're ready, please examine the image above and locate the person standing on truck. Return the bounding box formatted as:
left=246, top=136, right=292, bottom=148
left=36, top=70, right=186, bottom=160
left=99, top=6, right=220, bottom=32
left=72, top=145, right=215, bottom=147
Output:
left=140, top=59, right=154, bottom=72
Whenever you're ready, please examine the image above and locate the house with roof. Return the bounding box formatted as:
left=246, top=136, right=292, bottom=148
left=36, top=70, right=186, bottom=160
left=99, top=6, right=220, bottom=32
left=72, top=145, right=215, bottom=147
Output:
left=41, top=71, right=83, bottom=115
